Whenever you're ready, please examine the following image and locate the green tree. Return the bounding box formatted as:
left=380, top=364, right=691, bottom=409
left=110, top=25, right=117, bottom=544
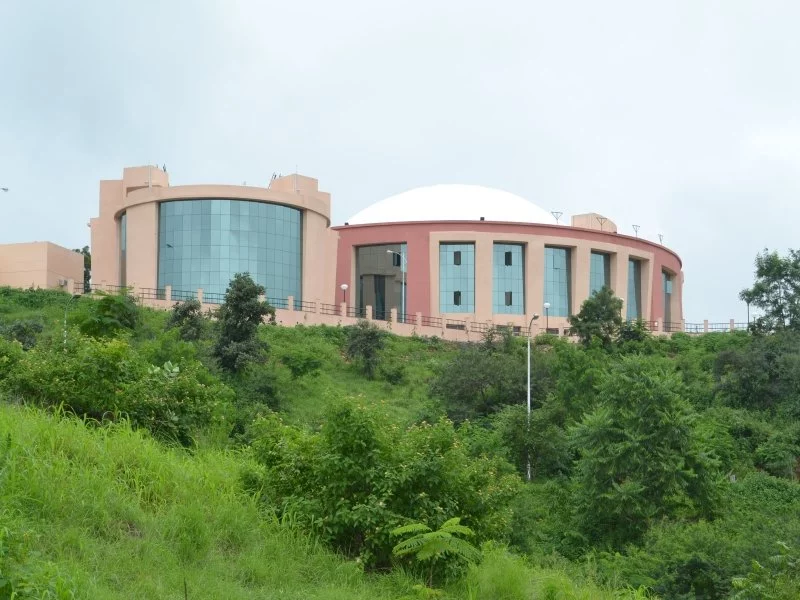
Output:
left=79, top=292, right=139, bottom=338
left=166, top=298, right=206, bottom=341
left=391, top=517, right=481, bottom=587
left=740, top=248, right=800, bottom=333
left=213, top=273, right=274, bottom=373
left=571, top=356, right=722, bottom=548
left=568, top=286, right=623, bottom=347
left=72, top=245, right=91, bottom=292
left=344, top=320, right=385, bottom=379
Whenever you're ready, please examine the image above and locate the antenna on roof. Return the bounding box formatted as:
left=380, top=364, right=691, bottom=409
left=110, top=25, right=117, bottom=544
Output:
left=658, top=234, right=663, bottom=245
left=596, top=216, right=607, bottom=231
left=632, top=224, right=640, bottom=238
left=551, top=211, right=563, bottom=225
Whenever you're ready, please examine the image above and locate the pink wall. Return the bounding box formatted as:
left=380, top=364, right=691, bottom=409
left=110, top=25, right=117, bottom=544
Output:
left=334, top=220, right=683, bottom=324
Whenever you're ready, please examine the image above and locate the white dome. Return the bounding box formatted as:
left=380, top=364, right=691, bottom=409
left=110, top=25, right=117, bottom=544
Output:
left=346, top=184, right=558, bottom=225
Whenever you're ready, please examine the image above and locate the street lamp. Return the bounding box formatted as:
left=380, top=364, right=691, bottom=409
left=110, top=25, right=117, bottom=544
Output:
left=340, top=283, right=348, bottom=305
left=386, top=249, right=407, bottom=322
left=526, top=312, right=540, bottom=482
left=63, top=294, right=81, bottom=349
left=543, top=302, right=551, bottom=331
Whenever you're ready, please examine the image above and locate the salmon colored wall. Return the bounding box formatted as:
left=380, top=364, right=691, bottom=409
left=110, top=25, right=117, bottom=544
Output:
left=334, top=221, right=683, bottom=326
left=0, top=242, right=82, bottom=290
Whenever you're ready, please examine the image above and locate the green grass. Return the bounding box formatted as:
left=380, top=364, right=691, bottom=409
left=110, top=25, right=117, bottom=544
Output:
left=0, top=404, right=420, bottom=599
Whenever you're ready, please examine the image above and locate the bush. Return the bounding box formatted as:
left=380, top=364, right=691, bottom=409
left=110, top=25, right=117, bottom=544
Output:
left=345, top=320, right=385, bottom=379
left=166, top=298, right=206, bottom=341
left=279, top=346, right=323, bottom=379
left=246, top=400, right=521, bottom=571
left=79, top=292, right=139, bottom=338
left=1, top=336, right=232, bottom=445
left=0, top=318, right=44, bottom=350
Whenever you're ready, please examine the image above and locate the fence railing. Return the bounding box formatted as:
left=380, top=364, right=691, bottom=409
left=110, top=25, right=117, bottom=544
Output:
left=296, top=300, right=317, bottom=312
left=445, top=319, right=467, bottom=331
left=202, top=292, right=225, bottom=305
left=663, top=321, right=683, bottom=333
left=267, top=297, right=289, bottom=310
left=420, top=315, right=442, bottom=328
left=347, top=306, right=367, bottom=319
left=319, top=303, right=339, bottom=315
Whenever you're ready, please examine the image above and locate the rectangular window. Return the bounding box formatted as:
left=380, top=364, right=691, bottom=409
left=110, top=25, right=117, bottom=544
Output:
left=354, top=243, right=407, bottom=321
left=544, top=246, right=571, bottom=317
left=589, top=251, right=611, bottom=295
left=627, top=259, right=642, bottom=320
left=493, top=243, right=524, bottom=314
left=440, top=243, right=475, bottom=313
left=662, top=270, right=673, bottom=325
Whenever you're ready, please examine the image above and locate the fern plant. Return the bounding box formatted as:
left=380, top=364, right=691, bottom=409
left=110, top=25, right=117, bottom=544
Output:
left=391, top=517, right=481, bottom=587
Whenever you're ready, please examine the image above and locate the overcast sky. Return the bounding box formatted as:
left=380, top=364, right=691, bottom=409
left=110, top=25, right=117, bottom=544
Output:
left=2, top=0, right=799, bottom=321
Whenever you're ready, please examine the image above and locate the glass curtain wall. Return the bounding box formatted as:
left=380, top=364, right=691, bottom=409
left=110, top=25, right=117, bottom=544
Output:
left=119, top=212, right=127, bottom=287
left=440, top=243, right=475, bottom=313
left=627, top=259, right=642, bottom=320
left=355, top=243, right=406, bottom=320
left=493, top=243, right=524, bottom=314
left=157, top=199, right=302, bottom=301
left=662, top=270, right=673, bottom=324
left=589, top=251, right=611, bottom=295
left=544, top=247, right=571, bottom=317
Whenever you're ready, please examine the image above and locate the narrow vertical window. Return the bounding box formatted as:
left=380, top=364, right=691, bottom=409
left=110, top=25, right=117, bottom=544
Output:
left=504, top=251, right=512, bottom=266
left=454, top=291, right=462, bottom=306
left=505, top=291, right=513, bottom=306
left=454, top=251, right=461, bottom=266
left=392, top=253, right=401, bottom=267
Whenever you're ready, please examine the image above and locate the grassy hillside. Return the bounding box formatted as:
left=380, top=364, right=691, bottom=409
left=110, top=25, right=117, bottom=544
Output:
left=0, top=404, right=644, bottom=599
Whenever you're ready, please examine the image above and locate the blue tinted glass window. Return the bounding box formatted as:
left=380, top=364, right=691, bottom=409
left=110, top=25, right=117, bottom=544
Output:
left=440, top=243, right=474, bottom=313
left=627, top=259, right=642, bottom=320
left=589, top=251, right=611, bottom=295
left=157, top=199, right=302, bottom=302
left=662, top=270, right=673, bottom=324
left=544, top=247, right=570, bottom=317
left=493, top=243, right=524, bottom=314
left=119, top=212, right=127, bottom=287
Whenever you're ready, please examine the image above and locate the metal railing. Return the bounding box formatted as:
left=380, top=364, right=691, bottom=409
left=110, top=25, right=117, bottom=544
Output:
left=138, top=287, right=165, bottom=301
left=267, top=297, right=289, bottom=310
left=470, top=322, right=489, bottom=334
left=347, top=306, right=367, bottom=319
left=396, top=313, right=414, bottom=324
left=445, top=319, right=466, bottom=331
left=708, top=322, right=731, bottom=332
left=684, top=322, right=704, bottom=334
left=319, top=303, right=339, bottom=315
left=296, top=300, right=317, bottom=312
left=421, top=315, right=442, bottom=328
left=663, top=321, right=683, bottom=333
left=171, top=289, right=197, bottom=301
left=201, top=292, right=224, bottom=305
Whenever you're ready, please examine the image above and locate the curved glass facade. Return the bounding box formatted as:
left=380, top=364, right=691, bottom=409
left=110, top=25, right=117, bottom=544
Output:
left=157, top=199, right=302, bottom=301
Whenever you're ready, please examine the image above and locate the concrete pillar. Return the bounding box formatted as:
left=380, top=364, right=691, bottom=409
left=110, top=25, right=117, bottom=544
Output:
left=415, top=312, right=422, bottom=327
left=339, top=301, right=346, bottom=316
left=703, top=319, right=709, bottom=333
left=390, top=307, right=398, bottom=322
left=366, top=305, right=373, bottom=320
left=730, top=318, right=735, bottom=332
left=573, top=247, right=590, bottom=315
left=165, top=285, right=172, bottom=302
left=197, top=288, right=204, bottom=304
left=287, top=296, right=295, bottom=312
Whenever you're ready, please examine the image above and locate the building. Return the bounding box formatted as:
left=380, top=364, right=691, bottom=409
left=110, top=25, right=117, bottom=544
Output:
left=89, top=166, right=683, bottom=335
left=0, top=242, right=83, bottom=291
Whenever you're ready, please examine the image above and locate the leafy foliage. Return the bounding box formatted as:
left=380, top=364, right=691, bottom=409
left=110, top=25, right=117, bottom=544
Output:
left=391, top=517, right=481, bottom=586
left=740, top=248, right=800, bottom=333
left=213, top=274, right=274, bottom=373
left=246, top=400, right=520, bottom=570
left=166, top=299, right=206, bottom=341
left=345, top=320, right=386, bottom=379
left=0, top=318, right=44, bottom=350
left=568, top=286, right=623, bottom=347
left=72, top=245, right=91, bottom=293
left=571, top=356, right=723, bottom=548
left=79, top=292, right=139, bottom=338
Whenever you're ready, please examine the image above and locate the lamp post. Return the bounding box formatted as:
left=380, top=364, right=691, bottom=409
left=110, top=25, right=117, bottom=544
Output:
left=526, top=312, right=540, bottom=482
left=340, top=283, right=348, bottom=305
left=386, top=249, right=407, bottom=322
left=63, top=294, right=80, bottom=350
left=543, top=302, right=551, bottom=331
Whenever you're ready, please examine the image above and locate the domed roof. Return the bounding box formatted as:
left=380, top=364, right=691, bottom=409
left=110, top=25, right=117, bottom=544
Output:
left=346, top=184, right=558, bottom=225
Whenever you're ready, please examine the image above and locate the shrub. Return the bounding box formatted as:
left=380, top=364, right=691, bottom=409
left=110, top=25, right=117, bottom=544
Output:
left=166, top=298, right=206, bottom=341
left=1, top=336, right=232, bottom=445
left=345, top=320, right=385, bottom=379
left=79, top=292, right=139, bottom=338
left=279, top=346, right=323, bottom=379
left=246, top=400, right=521, bottom=570
left=0, top=318, right=44, bottom=350
left=213, top=274, right=274, bottom=373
